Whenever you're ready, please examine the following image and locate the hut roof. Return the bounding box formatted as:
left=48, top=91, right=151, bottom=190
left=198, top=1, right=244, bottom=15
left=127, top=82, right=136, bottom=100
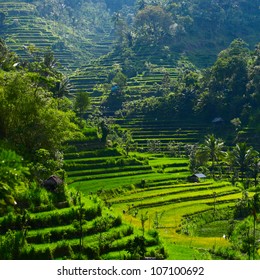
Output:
left=42, top=175, right=63, bottom=191
left=212, top=117, right=224, bottom=123
left=194, top=173, right=207, bottom=178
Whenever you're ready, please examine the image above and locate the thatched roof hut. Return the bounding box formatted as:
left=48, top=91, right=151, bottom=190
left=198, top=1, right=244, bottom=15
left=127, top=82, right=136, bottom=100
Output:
left=42, top=175, right=63, bottom=191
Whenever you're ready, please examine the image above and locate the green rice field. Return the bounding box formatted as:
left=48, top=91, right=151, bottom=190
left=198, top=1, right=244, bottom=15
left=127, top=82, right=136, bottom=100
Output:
left=62, top=145, right=246, bottom=259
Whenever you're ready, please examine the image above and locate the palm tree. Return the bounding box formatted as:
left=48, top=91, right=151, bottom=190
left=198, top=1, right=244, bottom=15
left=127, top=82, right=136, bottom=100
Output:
left=250, top=155, right=260, bottom=187
left=54, top=77, right=73, bottom=98
left=203, top=134, right=225, bottom=178
left=230, top=142, right=255, bottom=181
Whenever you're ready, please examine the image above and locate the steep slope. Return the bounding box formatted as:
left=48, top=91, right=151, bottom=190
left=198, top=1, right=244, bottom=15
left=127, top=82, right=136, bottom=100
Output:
left=0, top=0, right=115, bottom=72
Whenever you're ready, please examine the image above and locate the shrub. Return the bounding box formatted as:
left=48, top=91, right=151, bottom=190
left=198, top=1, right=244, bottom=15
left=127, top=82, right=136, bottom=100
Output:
left=28, top=208, right=78, bottom=229
left=0, top=212, right=17, bottom=233
left=210, top=246, right=243, bottom=260
left=148, top=246, right=168, bottom=260
left=84, top=244, right=100, bottom=259
left=147, top=229, right=159, bottom=239
left=84, top=204, right=102, bottom=221
left=126, top=235, right=146, bottom=260
left=22, top=246, right=53, bottom=260
left=105, top=158, right=116, bottom=167
left=112, top=216, right=122, bottom=227
left=53, top=241, right=74, bottom=259
left=0, top=230, right=25, bottom=259
left=121, top=225, right=134, bottom=237
left=135, top=179, right=147, bottom=188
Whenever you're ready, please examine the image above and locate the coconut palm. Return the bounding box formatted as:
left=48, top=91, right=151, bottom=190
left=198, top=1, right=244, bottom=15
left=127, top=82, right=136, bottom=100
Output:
left=230, top=142, right=255, bottom=181
left=54, top=77, right=73, bottom=98
left=203, top=134, right=225, bottom=178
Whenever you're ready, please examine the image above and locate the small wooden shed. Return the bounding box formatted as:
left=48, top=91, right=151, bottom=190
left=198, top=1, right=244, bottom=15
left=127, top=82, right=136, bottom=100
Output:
left=212, top=117, right=224, bottom=127
left=42, top=175, right=63, bottom=192
left=188, top=173, right=206, bottom=183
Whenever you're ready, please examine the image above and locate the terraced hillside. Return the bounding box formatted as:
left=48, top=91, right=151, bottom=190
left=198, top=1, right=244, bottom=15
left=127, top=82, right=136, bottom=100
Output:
left=0, top=1, right=115, bottom=71
left=109, top=180, right=240, bottom=226
left=0, top=195, right=165, bottom=260
left=65, top=145, right=188, bottom=193
left=236, top=127, right=260, bottom=151
left=63, top=136, right=196, bottom=194
left=107, top=176, right=244, bottom=259
left=69, top=65, right=114, bottom=104
left=68, top=45, right=183, bottom=106
left=63, top=141, right=247, bottom=259
left=116, top=116, right=212, bottom=153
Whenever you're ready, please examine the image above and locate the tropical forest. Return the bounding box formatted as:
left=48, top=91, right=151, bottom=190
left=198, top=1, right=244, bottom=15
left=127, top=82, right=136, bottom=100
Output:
left=0, top=0, right=260, bottom=260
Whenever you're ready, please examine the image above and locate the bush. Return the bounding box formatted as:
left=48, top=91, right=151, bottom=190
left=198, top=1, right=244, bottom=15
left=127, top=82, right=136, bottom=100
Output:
left=126, top=235, right=146, bottom=260
left=210, top=246, right=243, bottom=260
left=0, top=212, right=31, bottom=233
left=53, top=241, right=74, bottom=259
left=105, top=158, right=116, bottom=167
left=21, top=246, right=53, bottom=260
left=28, top=208, right=78, bottom=229
left=84, top=204, right=102, bottom=221
left=121, top=225, right=134, bottom=237
left=85, top=244, right=100, bottom=259
left=112, top=216, right=122, bottom=227
left=15, top=182, right=54, bottom=212
left=0, top=230, right=25, bottom=259
left=147, top=229, right=159, bottom=238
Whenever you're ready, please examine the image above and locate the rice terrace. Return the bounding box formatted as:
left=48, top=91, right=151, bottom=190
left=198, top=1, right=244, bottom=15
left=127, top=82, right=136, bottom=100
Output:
left=0, top=0, right=260, bottom=260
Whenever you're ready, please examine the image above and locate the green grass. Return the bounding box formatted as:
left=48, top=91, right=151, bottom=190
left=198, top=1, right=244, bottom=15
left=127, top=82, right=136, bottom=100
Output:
left=62, top=145, right=248, bottom=259
left=122, top=186, right=238, bottom=209
left=67, top=169, right=155, bottom=184
left=148, top=157, right=189, bottom=167
left=67, top=165, right=151, bottom=177
left=164, top=242, right=212, bottom=260
left=195, top=220, right=230, bottom=237
left=69, top=172, right=181, bottom=193
left=65, top=156, right=123, bottom=164
left=108, top=182, right=234, bottom=204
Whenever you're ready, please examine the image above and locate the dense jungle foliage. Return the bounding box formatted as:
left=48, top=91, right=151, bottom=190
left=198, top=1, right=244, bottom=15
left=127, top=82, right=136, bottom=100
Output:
left=0, top=37, right=89, bottom=211
left=1, top=0, right=259, bottom=66
left=117, top=39, right=260, bottom=128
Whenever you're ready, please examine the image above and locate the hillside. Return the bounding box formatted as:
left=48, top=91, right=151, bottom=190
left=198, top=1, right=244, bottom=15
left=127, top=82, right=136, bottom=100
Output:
left=103, top=0, right=260, bottom=67
left=1, top=0, right=260, bottom=70
left=0, top=0, right=115, bottom=71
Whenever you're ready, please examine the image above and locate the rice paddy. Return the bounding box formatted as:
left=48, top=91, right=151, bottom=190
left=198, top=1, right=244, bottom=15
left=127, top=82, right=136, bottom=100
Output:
left=62, top=143, right=244, bottom=259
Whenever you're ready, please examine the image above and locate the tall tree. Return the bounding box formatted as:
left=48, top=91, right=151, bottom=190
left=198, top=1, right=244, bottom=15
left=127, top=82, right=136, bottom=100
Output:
left=230, top=216, right=257, bottom=260
left=229, top=143, right=256, bottom=181
left=248, top=43, right=260, bottom=128
left=74, top=91, right=90, bottom=117
left=0, top=71, right=83, bottom=158
left=203, top=134, right=225, bottom=178
left=199, top=39, right=250, bottom=120
left=250, top=157, right=260, bottom=188
left=134, top=5, right=173, bottom=45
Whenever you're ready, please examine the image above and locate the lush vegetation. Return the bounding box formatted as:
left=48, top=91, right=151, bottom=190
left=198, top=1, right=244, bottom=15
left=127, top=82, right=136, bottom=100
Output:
left=0, top=0, right=260, bottom=260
